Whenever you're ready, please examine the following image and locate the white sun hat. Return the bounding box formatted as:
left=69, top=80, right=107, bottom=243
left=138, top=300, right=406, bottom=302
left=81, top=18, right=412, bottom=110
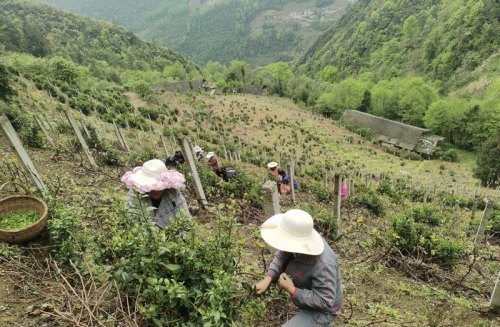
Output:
left=267, top=161, right=278, bottom=169
left=121, top=159, right=185, bottom=193
left=194, top=146, right=203, bottom=153
left=206, top=151, right=215, bottom=159
left=260, top=209, right=324, bottom=255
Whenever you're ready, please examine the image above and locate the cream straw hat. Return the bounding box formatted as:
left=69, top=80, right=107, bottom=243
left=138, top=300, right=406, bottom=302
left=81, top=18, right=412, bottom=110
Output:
left=260, top=209, right=324, bottom=255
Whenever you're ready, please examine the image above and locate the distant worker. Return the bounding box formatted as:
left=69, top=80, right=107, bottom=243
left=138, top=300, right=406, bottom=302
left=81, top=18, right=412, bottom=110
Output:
left=206, top=152, right=238, bottom=182
left=267, top=161, right=298, bottom=194
left=194, top=145, right=205, bottom=162
left=122, top=159, right=190, bottom=229
left=165, top=150, right=185, bottom=167
left=254, top=209, right=343, bottom=326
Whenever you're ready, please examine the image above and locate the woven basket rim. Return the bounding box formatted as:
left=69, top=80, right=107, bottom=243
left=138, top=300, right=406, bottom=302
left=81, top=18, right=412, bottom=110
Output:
left=0, top=195, right=48, bottom=233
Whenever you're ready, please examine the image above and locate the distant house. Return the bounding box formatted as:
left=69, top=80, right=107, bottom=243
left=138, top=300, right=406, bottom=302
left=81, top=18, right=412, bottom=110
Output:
left=151, top=79, right=215, bottom=94
left=242, top=85, right=268, bottom=96
left=342, top=110, right=444, bottom=155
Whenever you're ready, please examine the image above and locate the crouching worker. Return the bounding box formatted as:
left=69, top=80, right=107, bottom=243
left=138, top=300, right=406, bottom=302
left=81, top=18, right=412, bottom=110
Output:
left=165, top=150, right=185, bottom=167
left=254, top=209, right=343, bottom=326
left=267, top=161, right=298, bottom=194
left=121, top=159, right=191, bottom=229
left=206, top=151, right=238, bottom=182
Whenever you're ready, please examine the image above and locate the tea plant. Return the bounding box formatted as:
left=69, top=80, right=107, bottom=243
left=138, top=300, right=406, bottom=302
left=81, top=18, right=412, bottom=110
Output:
left=95, top=202, right=248, bottom=326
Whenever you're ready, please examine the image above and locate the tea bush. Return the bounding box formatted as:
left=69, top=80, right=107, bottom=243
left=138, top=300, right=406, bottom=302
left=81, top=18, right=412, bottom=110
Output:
left=46, top=198, right=85, bottom=263
left=410, top=204, right=442, bottom=226
left=390, top=207, right=465, bottom=264
left=5, top=107, right=44, bottom=148
left=96, top=204, right=247, bottom=326
left=127, top=147, right=156, bottom=166
left=353, top=184, right=384, bottom=215
left=302, top=182, right=334, bottom=203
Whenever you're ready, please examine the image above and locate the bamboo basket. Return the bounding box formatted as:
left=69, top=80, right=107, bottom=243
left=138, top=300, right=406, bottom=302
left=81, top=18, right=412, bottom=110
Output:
left=0, top=182, right=48, bottom=243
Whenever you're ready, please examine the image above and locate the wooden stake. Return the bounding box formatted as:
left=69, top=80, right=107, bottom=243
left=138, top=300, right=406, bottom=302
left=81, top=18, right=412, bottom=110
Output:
left=181, top=138, right=208, bottom=208
left=64, top=111, right=98, bottom=168
left=0, top=115, right=47, bottom=193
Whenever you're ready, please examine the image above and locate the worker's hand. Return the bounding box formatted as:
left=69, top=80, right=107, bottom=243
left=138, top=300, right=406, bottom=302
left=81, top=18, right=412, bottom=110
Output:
left=279, top=273, right=296, bottom=295
left=254, top=276, right=272, bottom=295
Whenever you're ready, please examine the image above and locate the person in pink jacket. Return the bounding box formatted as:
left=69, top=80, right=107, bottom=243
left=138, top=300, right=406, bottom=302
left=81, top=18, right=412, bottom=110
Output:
left=254, top=209, right=343, bottom=326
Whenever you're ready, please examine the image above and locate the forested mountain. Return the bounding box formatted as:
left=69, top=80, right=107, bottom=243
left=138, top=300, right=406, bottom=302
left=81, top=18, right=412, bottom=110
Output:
left=300, top=0, right=499, bottom=93
left=0, top=0, right=198, bottom=81
left=41, top=0, right=350, bottom=65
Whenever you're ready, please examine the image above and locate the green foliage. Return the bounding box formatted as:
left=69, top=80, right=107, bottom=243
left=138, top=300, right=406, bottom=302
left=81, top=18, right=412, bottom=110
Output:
left=424, top=98, right=470, bottom=144
left=390, top=207, right=465, bottom=264
left=97, top=205, right=244, bottom=326
left=302, top=0, right=499, bottom=93
left=43, top=0, right=346, bottom=66
left=0, top=63, right=16, bottom=101
left=302, top=182, right=334, bottom=203
left=474, top=130, right=500, bottom=187
left=316, top=78, right=371, bottom=119
left=0, top=0, right=197, bottom=82
left=370, top=77, right=437, bottom=127
left=320, top=65, right=338, bottom=83
left=353, top=184, right=384, bottom=215
left=0, top=241, right=22, bottom=257
left=4, top=106, right=44, bottom=148
left=489, top=209, right=500, bottom=237
left=127, top=147, right=156, bottom=167
left=220, top=169, right=262, bottom=207
left=46, top=198, right=84, bottom=263
left=258, top=62, right=293, bottom=97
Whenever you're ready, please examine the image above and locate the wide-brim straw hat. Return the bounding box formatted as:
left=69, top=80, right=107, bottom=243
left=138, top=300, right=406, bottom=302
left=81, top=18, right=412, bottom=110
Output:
left=121, top=159, right=185, bottom=193
left=206, top=151, right=215, bottom=159
left=267, top=161, right=278, bottom=169
left=260, top=209, right=324, bottom=255
left=194, top=146, right=203, bottom=153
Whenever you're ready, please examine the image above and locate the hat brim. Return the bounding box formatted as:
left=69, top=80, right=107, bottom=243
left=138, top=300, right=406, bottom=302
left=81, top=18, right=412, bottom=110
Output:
left=260, top=214, right=324, bottom=255
left=126, top=169, right=167, bottom=193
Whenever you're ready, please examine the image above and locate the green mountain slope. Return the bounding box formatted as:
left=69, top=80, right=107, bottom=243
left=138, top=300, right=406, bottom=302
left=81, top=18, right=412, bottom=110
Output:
left=41, top=0, right=350, bottom=65
left=0, top=0, right=198, bottom=79
left=300, top=0, right=499, bottom=92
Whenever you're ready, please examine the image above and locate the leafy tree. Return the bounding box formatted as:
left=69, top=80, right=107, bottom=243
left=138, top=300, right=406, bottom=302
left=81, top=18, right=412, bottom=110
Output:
left=316, top=78, right=371, bottom=119
left=163, top=62, right=186, bottom=81
left=320, top=65, right=338, bottom=84
left=474, top=130, right=500, bottom=187
left=371, top=77, right=437, bottom=126
left=424, top=98, right=470, bottom=143
left=203, top=60, right=224, bottom=83
left=259, top=62, right=293, bottom=97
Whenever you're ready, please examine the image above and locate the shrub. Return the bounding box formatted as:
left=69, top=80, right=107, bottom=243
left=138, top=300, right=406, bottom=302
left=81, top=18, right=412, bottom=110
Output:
left=390, top=208, right=465, bottom=264
left=354, top=184, right=384, bottom=215
left=411, top=204, right=441, bottom=226
left=303, top=182, right=334, bottom=203
left=96, top=205, right=245, bottom=326
left=127, top=147, right=156, bottom=167
left=46, top=198, right=84, bottom=263
left=5, top=107, right=44, bottom=148
left=221, top=169, right=262, bottom=207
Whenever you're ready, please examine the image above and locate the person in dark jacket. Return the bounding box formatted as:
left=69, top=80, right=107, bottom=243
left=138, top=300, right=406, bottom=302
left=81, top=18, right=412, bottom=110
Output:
left=207, top=151, right=238, bottom=182
left=254, top=209, right=343, bottom=326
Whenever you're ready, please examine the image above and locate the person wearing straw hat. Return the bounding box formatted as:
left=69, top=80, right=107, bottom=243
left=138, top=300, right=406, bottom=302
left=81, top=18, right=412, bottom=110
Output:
left=121, top=159, right=190, bottom=229
left=254, top=209, right=343, bottom=326
left=267, top=161, right=298, bottom=195
left=194, top=145, right=205, bottom=162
